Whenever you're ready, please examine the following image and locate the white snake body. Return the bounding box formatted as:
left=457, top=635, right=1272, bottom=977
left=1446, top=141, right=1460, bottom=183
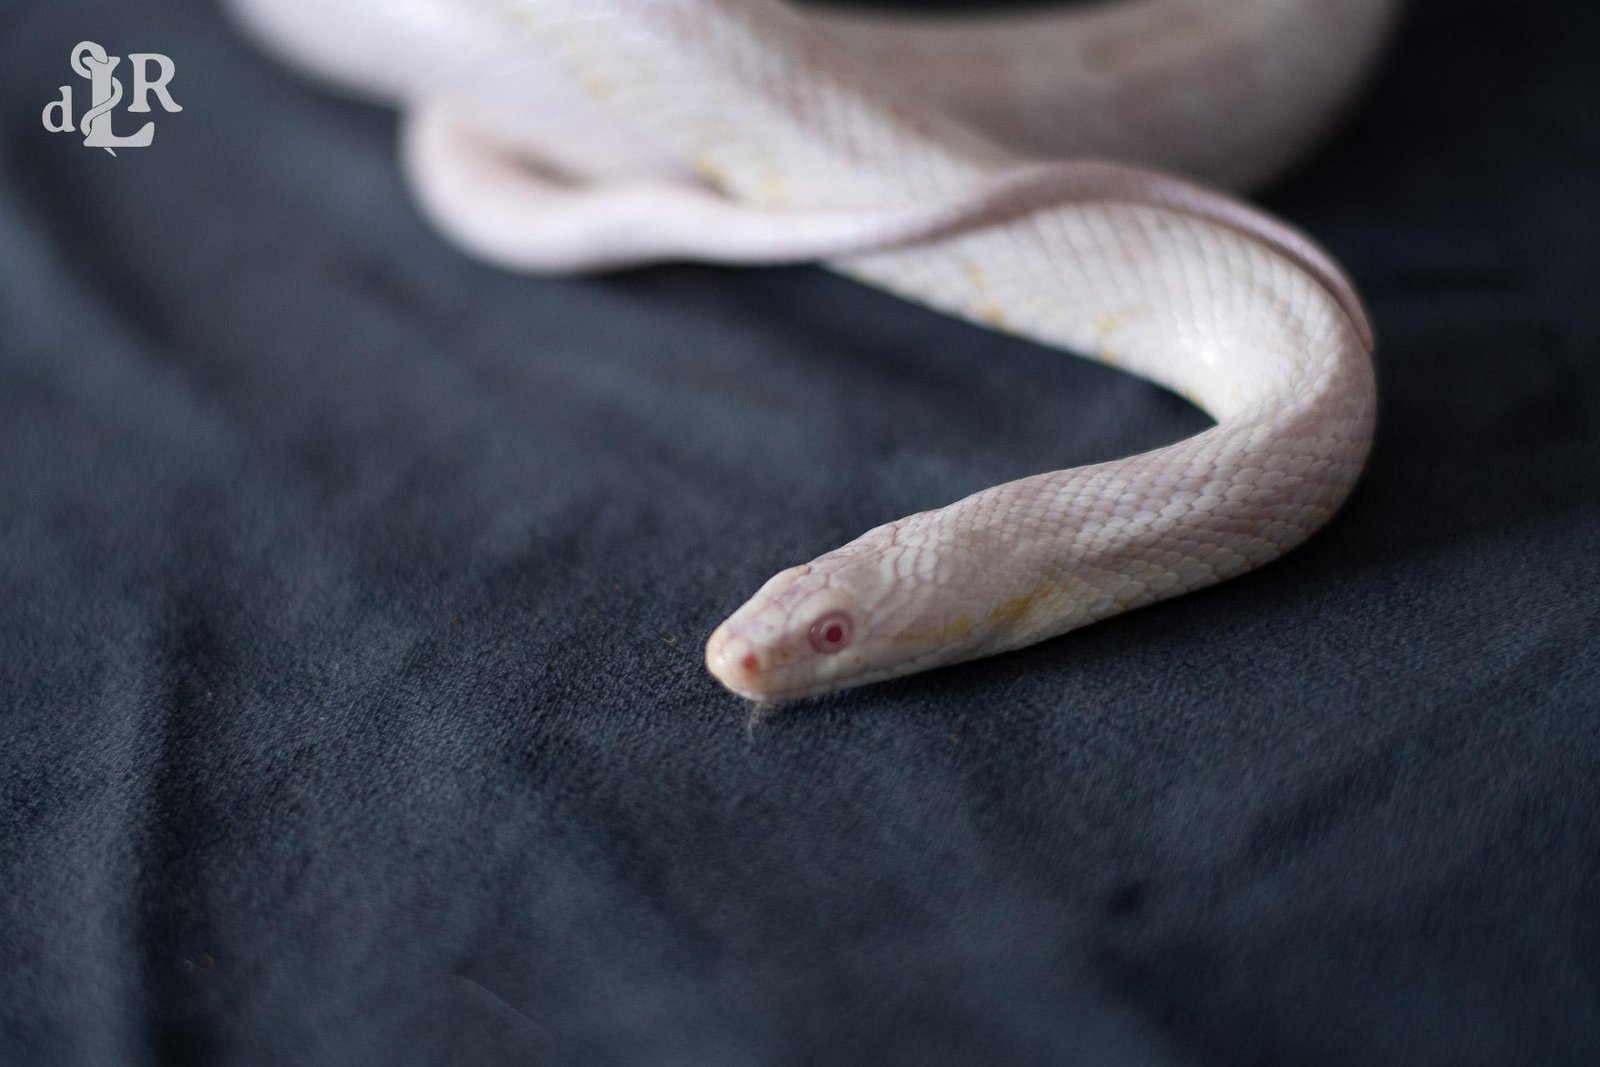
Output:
left=229, top=0, right=1391, bottom=701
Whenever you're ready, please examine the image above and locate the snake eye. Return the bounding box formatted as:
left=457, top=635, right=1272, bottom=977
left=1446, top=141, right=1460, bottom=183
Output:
left=808, top=611, right=853, bottom=654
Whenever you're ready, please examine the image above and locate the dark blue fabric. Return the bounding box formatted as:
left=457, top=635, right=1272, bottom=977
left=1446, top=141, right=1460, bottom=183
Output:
left=2, top=0, right=1597, bottom=1063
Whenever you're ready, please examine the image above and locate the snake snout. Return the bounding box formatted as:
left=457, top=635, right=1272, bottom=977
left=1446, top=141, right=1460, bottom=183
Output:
left=704, top=623, right=769, bottom=699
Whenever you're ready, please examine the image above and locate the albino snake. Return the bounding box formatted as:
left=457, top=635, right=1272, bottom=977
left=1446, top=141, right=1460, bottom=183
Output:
left=228, top=0, right=1395, bottom=701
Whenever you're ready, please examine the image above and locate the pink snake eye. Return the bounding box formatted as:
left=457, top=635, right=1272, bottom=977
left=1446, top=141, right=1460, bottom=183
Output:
left=808, top=612, right=853, bottom=654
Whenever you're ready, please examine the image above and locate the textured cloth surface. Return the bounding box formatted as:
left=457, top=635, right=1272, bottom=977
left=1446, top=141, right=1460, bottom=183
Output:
left=2, top=0, right=1598, bottom=1063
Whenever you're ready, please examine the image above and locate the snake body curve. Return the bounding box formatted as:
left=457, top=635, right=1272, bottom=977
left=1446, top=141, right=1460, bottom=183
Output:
left=228, top=0, right=1391, bottom=701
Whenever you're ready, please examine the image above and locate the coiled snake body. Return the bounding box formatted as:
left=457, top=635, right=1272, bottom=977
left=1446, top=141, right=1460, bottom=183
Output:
left=230, top=0, right=1395, bottom=700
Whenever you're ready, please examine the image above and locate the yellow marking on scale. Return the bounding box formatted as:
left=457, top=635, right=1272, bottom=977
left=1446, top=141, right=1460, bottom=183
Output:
left=579, top=73, right=614, bottom=101
left=976, top=301, right=1007, bottom=328
left=1094, top=306, right=1151, bottom=338
left=894, top=615, right=974, bottom=645
left=759, top=173, right=791, bottom=205
left=991, top=594, right=1036, bottom=626
left=693, top=154, right=725, bottom=184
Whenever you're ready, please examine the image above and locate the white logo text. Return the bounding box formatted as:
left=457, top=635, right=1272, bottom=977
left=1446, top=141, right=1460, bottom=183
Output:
left=42, top=41, right=182, bottom=155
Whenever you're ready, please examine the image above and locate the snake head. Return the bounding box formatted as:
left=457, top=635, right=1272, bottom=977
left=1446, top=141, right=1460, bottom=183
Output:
left=705, top=560, right=873, bottom=702
left=705, top=521, right=983, bottom=701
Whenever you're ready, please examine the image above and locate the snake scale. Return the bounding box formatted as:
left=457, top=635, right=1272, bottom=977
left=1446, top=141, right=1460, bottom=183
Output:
left=229, top=0, right=1396, bottom=701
